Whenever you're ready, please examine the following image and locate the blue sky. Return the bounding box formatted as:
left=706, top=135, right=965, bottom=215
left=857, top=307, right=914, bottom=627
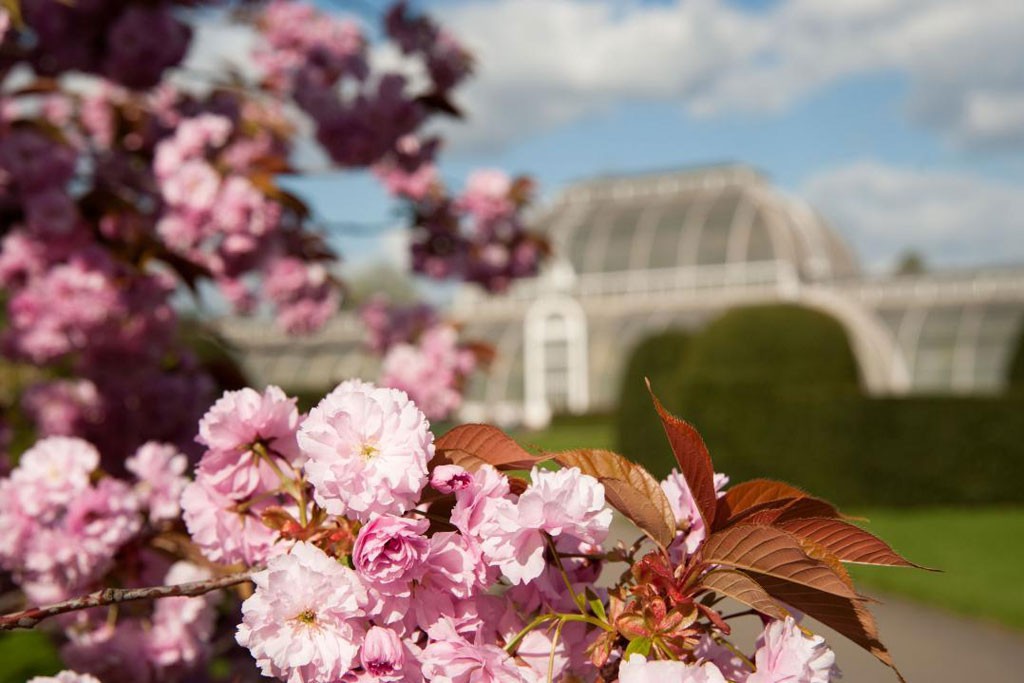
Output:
left=281, top=0, right=1024, bottom=274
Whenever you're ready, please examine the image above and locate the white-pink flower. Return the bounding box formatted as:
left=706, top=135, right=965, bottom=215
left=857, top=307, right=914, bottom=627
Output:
left=180, top=477, right=281, bottom=566
left=480, top=466, right=612, bottom=584
left=9, top=436, right=98, bottom=515
left=198, top=385, right=302, bottom=461
left=747, top=618, right=837, bottom=683
left=449, top=465, right=513, bottom=539
left=619, top=655, right=727, bottom=683
left=126, top=441, right=189, bottom=523
left=236, top=542, right=368, bottom=683
left=299, top=380, right=434, bottom=521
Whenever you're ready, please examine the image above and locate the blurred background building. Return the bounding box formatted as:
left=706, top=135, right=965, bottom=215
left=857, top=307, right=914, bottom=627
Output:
left=218, top=163, right=1024, bottom=428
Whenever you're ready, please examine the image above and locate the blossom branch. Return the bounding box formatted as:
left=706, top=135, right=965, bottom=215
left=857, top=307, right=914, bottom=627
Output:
left=0, top=569, right=259, bottom=631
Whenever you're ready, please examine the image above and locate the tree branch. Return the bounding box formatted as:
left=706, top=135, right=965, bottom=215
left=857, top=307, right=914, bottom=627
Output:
left=0, top=568, right=259, bottom=631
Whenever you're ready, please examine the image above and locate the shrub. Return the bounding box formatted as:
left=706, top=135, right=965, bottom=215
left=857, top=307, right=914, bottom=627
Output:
left=616, top=304, right=1024, bottom=505
left=613, top=330, right=692, bottom=456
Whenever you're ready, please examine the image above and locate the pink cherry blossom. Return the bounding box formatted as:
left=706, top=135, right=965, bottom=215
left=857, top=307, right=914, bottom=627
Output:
left=198, top=385, right=302, bottom=462
left=430, top=464, right=472, bottom=493
left=662, top=470, right=730, bottom=557
left=747, top=618, right=837, bottom=683
left=450, top=465, right=513, bottom=539
left=361, top=626, right=407, bottom=681
left=456, top=170, right=513, bottom=224
left=420, top=622, right=531, bottom=683
left=381, top=324, right=476, bottom=421
left=619, top=655, right=728, bottom=683
left=180, top=477, right=282, bottom=566
left=480, top=466, right=611, bottom=584
left=299, top=380, right=434, bottom=521
left=237, top=542, right=368, bottom=683
left=126, top=442, right=189, bottom=523
left=353, top=514, right=430, bottom=590
left=0, top=442, right=141, bottom=602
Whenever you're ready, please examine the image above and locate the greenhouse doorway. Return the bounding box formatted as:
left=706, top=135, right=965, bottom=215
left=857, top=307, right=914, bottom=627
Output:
left=523, top=296, right=589, bottom=428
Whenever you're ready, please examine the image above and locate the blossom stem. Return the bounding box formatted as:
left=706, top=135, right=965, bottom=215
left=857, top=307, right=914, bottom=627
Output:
left=0, top=568, right=259, bottom=631
left=547, top=618, right=566, bottom=683
left=505, top=613, right=559, bottom=654
left=544, top=534, right=588, bottom=617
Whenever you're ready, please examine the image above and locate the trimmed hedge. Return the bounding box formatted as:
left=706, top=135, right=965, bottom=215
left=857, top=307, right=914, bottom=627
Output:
left=678, top=305, right=860, bottom=392
left=1008, top=322, right=1024, bottom=389
left=616, top=304, right=1024, bottom=506
left=613, top=330, right=692, bottom=457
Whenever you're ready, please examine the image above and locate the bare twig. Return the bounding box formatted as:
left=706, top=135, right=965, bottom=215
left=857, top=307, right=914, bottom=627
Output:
left=0, top=569, right=259, bottom=631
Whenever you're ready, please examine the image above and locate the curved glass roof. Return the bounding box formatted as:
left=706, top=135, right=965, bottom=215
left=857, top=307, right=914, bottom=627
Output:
left=537, top=165, right=860, bottom=282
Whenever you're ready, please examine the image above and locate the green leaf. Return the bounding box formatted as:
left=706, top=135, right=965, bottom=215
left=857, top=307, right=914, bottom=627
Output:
left=586, top=588, right=608, bottom=622
left=623, top=636, right=652, bottom=658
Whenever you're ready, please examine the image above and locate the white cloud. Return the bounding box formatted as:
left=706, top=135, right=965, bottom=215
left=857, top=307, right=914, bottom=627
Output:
left=802, top=161, right=1024, bottom=270
left=436, top=0, right=1024, bottom=151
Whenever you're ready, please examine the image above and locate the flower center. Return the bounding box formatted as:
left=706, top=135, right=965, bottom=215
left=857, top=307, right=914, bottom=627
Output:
left=293, top=609, right=317, bottom=625
left=366, top=660, right=397, bottom=676
left=360, top=443, right=379, bottom=459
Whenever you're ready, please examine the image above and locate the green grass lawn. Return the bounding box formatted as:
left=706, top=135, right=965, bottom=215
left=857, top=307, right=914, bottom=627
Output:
left=513, top=418, right=615, bottom=453
left=849, top=506, right=1024, bottom=630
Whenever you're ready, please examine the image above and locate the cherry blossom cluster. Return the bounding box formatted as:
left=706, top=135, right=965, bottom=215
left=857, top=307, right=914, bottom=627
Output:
left=402, top=165, right=548, bottom=293
left=4, top=0, right=191, bottom=90
left=0, top=381, right=847, bottom=682
left=1, top=0, right=545, bottom=459
left=362, top=296, right=484, bottom=421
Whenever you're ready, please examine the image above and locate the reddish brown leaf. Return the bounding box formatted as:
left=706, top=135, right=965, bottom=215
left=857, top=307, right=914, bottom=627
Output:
left=696, top=569, right=791, bottom=621
left=716, top=479, right=809, bottom=526
left=553, top=449, right=677, bottom=550
left=434, top=424, right=547, bottom=471
left=735, top=496, right=843, bottom=527
left=750, top=573, right=906, bottom=683
left=700, top=525, right=858, bottom=599
left=646, top=380, right=717, bottom=530
left=779, top=518, right=930, bottom=569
